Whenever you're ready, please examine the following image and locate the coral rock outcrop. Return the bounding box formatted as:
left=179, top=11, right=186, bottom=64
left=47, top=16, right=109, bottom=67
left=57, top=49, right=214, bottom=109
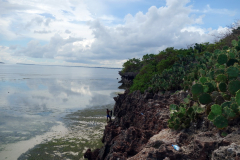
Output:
left=85, top=89, right=188, bottom=160
left=84, top=89, right=240, bottom=160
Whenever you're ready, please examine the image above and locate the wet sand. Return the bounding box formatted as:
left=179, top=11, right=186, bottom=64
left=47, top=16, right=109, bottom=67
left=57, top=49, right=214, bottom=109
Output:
left=16, top=104, right=113, bottom=160
left=0, top=122, right=68, bottom=160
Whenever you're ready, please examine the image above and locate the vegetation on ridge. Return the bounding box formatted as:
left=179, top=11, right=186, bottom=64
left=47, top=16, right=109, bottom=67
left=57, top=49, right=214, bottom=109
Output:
left=121, top=23, right=240, bottom=130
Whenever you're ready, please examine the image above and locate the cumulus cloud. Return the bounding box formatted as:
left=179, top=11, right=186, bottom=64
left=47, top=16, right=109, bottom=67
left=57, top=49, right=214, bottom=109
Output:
left=16, top=34, right=84, bottom=58
left=0, top=0, right=234, bottom=67
left=85, top=0, right=220, bottom=60
left=0, top=0, right=93, bottom=41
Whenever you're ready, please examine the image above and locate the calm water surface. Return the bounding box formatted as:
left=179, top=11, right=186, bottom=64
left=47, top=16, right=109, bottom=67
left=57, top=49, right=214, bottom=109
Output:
left=0, top=64, right=122, bottom=159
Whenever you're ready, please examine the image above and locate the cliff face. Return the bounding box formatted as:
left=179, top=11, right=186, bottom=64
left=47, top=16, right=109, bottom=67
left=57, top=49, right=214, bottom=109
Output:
left=84, top=89, right=240, bottom=160
left=98, top=90, right=179, bottom=159
left=84, top=89, right=187, bottom=159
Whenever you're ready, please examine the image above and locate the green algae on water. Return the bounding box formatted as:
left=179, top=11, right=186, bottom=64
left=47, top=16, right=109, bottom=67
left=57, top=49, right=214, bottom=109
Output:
left=18, top=104, right=114, bottom=160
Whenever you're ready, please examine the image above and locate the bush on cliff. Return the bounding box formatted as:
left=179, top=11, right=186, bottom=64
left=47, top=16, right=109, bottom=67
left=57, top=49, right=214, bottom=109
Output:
left=128, top=47, right=199, bottom=93
left=150, top=53, right=197, bottom=92
left=122, top=58, right=142, bottom=73
left=122, top=22, right=240, bottom=94
left=121, top=54, right=157, bottom=73
left=168, top=36, right=240, bottom=130
left=130, top=63, right=156, bottom=93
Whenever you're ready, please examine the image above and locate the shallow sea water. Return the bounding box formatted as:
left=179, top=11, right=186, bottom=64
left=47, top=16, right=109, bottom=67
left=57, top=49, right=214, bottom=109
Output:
left=0, top=64, right=122, bottom=159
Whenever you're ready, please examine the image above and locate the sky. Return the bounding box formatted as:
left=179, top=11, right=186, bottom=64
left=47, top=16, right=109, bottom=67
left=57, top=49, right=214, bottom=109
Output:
left=0, top=0, right=240, bottom=68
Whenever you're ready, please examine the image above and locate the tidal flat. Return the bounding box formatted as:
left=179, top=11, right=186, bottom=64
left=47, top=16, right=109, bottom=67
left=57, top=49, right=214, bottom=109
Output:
left=18, top=104, right=114, bottom=160
left=0, top=64, right=122, bottom=159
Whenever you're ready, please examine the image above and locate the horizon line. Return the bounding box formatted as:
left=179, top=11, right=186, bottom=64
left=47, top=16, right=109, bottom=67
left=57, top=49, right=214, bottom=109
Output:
left=15, top=63, right=122, bottom=69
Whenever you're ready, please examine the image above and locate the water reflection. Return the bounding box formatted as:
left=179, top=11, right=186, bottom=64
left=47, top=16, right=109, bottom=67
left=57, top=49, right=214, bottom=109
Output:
left=0, top=65, right=122, bottom=157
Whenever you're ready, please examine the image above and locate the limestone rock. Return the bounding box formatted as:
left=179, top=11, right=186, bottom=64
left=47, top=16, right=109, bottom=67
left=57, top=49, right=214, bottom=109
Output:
left=84, top=89, right=240, bottom=160
left=212, top=143, right=240, bottom=160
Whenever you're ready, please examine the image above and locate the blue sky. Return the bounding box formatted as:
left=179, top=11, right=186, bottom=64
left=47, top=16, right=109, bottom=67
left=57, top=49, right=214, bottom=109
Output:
left=0, top=0, right=240, bottom=67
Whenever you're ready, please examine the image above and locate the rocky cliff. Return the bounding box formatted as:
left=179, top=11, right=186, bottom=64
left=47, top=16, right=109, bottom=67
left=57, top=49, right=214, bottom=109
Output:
left=84, top=88, right=240, bottom=160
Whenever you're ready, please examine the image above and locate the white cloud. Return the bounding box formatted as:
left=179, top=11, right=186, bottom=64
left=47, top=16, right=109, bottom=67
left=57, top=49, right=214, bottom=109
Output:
left=84, top=1, right=215, bottom=60
left=0, top=46, right=29, bottom=64
left=0, top=0, right=235, bottom=67
left=16, top=34, right=84, bottom=58
left=194, top=14, right=205, bottom=24
left=0, top=0, right=93, bottom=41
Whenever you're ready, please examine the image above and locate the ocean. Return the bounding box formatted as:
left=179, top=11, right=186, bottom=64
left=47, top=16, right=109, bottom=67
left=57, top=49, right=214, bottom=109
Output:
left=0, top=64, right=122, bottom=159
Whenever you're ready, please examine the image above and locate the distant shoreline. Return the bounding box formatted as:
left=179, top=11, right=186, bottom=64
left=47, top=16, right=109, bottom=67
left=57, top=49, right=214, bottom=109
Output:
left=16, top=63, right=122, bottom=69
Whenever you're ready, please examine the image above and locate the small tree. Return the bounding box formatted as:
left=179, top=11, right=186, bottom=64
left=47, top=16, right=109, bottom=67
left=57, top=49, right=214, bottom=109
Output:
left=122, top=58, right=142, bottom=73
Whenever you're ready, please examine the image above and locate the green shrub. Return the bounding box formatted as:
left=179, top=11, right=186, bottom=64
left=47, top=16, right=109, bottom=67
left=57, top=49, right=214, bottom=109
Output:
left=156, top=57, right=176, bottom=74
left=168, top=103, right=203, bottom=130
left=122, top=58, right=142, bottom=73
left=150, top=54, right=196, bottom=92
left=130, top=64, right=156, bottom=93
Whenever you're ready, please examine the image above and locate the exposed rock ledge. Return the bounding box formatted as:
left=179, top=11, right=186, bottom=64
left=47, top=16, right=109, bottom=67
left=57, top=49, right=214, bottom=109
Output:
left=84, top=89, right=240, bottom=160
